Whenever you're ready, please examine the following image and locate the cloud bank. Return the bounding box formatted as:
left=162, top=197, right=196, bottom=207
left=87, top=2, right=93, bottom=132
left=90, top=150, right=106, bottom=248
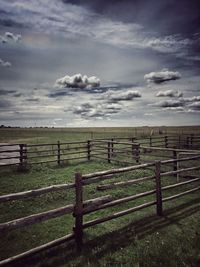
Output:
left=55, top=73, right=100, bottom=89
left=144, top=69, right=181, bottom=84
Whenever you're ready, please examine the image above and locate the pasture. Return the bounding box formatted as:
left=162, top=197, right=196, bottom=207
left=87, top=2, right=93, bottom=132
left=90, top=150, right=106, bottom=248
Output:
left=0, top=126, right=199, bottom=267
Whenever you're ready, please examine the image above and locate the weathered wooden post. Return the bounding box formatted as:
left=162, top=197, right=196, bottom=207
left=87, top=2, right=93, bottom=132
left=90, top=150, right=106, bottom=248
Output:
left=149, top=136, right=152, bottom=147
left=186, top=136, right=190, bottom=149
left=173, top=150, right=178, bottom=180
left=135, top=144, right=140, bottom=163
left=87, top=140, right=91, bottom=161
left=165, top=135, right=168, bottom=148
left=190, top=134, right=194, bottom=148
left=178, top=135, right=181, bottom=149
left=111, top=138, right=114, bottom=157
left=74, top=172, right=83, bottom=252
left=57, top=141, right=61, bottom=165
left=155, top=161, right=163, bottom=216
left=107, top=141, right=111, bottom=163
left=23, top=144, right=27, bottom=169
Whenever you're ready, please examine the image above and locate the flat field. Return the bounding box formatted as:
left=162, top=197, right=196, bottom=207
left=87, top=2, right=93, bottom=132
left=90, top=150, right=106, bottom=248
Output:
left=0, top=127, right=199, bottom=267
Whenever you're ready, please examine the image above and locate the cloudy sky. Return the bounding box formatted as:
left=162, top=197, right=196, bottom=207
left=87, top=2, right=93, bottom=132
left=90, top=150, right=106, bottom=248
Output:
left=0, top=0, right=200, bottom=127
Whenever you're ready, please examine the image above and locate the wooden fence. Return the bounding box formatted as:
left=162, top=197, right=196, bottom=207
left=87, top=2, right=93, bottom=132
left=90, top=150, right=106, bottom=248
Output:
left=0, top=134, right=199, bottom=168
left=0, top=154, right=199, bottom=266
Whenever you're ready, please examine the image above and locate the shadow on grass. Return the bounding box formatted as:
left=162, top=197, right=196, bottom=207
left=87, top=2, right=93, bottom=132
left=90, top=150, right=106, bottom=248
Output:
left=8, top=196, right=200, bottom=267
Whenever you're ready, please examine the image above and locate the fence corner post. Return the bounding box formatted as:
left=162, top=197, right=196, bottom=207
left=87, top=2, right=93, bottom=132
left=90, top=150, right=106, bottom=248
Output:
left=155, top=161, right=163, bottom=216
left=57, top=141, right=61, bottom=165
left=74, top=172, right=83, bottom=252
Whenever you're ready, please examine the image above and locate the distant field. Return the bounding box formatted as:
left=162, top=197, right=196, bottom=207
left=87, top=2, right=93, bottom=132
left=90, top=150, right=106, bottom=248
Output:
left=0, top=126, right=200, bottom=144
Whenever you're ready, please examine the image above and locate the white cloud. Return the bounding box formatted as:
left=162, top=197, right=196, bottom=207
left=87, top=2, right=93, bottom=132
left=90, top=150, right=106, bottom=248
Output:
left=144, top=69, right=181, bottom=84
left=0, top=58, right=11, bottom=67
left=156, top=90, right=183, bottom=97
left=0, top=32, right=22, bottom=43
left=184, top=96, right=200, bottom=102
left=5, top=32, right=22, bottom=42
left=103, top=89, right=142, bottom=103
left=55, top=73, right=100, bottom=89
left=73, top=101, right=122, bottom=119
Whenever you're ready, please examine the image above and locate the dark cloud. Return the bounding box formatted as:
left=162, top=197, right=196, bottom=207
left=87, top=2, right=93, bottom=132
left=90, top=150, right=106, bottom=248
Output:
left=0, top=89, right=16, bottom=95
left=156, top=100, right=184, bottom=108
left=65, top=0, right=200, bottom=36
left=0, top=99, right=12, bottom=108
left=188, top=102, right=200, bottom=111
left=26, top=98, right=40, bottom=102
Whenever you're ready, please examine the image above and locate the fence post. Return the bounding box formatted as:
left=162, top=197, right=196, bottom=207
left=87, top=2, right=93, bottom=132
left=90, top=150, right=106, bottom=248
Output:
left=57, top=141, right=61, bottom=165
left=149, top=136, right=152, bottom=147
left=24, top=144, right=27, bottom=169
left=173, top=150, right=178, bottom=180
left=107, top=141, right=111, bottom=163
left=164, top=136, right=168, bottom=148
left=186, top=136, right=190, bottom=148
left=18, top=144, right=27, bottom=171
left=136, top=144, right=140, bottom=163
left=74, top=172, right=83, bottom=252
left=178, top=135, right=181, bottom=149
left=155, top=161, right=163, bottom=216
left=190, top=134, right=194, bottom=148
left=87, top=140, right=91, bottom=161
left=111, top=138, right=114, bottom=157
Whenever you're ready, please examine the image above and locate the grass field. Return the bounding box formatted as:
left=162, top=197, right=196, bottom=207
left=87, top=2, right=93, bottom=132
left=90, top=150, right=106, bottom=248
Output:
left=0, top=127, right=199, bottom=267
left=1, top=125, right=200, bottom=144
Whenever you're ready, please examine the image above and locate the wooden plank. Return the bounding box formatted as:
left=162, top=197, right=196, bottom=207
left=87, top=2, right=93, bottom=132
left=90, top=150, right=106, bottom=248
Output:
left=83, top=201, right=156, bottom=229
left=0, top=204, right=74, bottom=232
left=82, top=161, right=156, bottom=179
left=161, top=165, right=200, bottom=177
left=97, top=175, right=155, bottom=190
left=0, top=233, right=74, bottom=267
left=0, top=183, right=75, bottom=203
left=84, top=189, right=156, bottom=214
left=162, top=177, right=200, bottom=191
left=162, top=187, right=200, bottom=202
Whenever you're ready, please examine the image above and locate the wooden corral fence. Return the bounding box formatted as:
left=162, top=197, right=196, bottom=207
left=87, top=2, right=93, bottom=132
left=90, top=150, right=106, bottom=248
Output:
left=0, top=134, right=199, bottom=168
left=0, top=154, right=199, bottom=266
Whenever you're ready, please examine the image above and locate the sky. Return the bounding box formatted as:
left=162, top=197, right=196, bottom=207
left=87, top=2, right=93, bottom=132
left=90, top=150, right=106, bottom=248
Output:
left=0, top=0, right=200, bottom=127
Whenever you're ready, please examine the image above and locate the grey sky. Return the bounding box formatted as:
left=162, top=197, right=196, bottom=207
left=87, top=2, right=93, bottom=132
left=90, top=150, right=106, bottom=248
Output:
left=0, top=0, right=200, bottom=127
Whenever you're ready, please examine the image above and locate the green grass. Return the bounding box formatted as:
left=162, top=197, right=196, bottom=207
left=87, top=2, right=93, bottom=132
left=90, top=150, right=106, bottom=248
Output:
left=1, top=126, right=200, bottom=144
left=0, top=127, right=199, bottom=267
left=0, top=161, right=199, bottom=267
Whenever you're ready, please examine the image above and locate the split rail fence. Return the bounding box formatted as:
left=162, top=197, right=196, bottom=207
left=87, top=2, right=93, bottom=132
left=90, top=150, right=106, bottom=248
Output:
left=0, top=134, right=199, bottom=168
left=0, top=154, right=199, bottom=266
